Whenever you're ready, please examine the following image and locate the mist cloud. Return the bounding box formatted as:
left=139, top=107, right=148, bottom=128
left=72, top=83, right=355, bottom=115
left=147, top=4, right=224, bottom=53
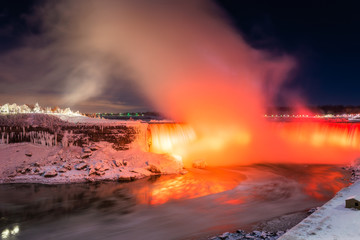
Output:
left=3, top=0, right=325, bottom=166
left=31, top=0, right=294, bottom=114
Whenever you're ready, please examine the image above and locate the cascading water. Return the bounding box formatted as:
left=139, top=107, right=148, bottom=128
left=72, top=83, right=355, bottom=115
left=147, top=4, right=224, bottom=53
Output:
left=146, top=120, right=360, bottom=166
left=146, top=123, right=196, bottom=162
left=277, top=122, right=360, bottom=150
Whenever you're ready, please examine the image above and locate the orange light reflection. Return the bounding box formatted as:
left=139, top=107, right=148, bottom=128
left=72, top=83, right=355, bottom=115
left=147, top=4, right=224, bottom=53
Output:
left=134, top=168, right=246, bottom=205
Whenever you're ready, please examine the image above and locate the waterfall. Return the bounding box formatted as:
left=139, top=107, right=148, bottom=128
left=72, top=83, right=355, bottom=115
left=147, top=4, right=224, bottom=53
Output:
left=147, top=123, right=196, bottom=159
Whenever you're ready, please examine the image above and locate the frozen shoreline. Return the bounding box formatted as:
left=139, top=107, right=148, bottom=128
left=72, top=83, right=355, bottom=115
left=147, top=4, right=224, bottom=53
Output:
left=0, top=113, right=185, bottom=184
left=0, top=142, right=184, bottom=185
left=279, top=177, right=360, bottom=239
left=210, top=164, right=358, bottom=240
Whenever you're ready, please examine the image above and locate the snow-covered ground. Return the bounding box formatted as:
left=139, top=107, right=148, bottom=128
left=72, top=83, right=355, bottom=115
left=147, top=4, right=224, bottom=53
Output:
left=0, top=141, right=184, bottom=184
left=279, top=180, right=360, bottom=240
left=0, top=112, right=185, bottom=184
left=55, top=113, right=141, bottom=126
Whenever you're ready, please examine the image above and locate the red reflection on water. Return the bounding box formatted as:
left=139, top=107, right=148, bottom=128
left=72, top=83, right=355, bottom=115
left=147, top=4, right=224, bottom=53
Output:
left=216, top=197, right=245, bottom=205
left=299, top=166, right=348, bottom=201
left=264, top=164, right=350, bottom=201
left=130, top=165, right=349, bottom=206
left=132, top=168, right=246, bottom=205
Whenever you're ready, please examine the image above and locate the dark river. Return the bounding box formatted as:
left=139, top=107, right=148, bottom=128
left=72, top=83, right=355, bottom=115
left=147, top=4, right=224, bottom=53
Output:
left=0, top=164, right=350, bottom=240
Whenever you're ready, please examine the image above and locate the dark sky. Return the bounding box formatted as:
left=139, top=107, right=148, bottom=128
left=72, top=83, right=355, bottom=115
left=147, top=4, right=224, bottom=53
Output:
left=215, top=0, right=360, bottom=106
left=1, top=0, right=360, bottom=112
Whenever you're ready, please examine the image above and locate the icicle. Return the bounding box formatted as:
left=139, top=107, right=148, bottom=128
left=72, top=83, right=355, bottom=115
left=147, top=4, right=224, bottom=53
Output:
left=62, top=131, right=68, bottom=147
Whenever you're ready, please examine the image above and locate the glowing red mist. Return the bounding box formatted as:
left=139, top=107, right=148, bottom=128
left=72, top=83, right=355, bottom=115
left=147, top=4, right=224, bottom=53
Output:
left=41, top=0, right=360, bottom=166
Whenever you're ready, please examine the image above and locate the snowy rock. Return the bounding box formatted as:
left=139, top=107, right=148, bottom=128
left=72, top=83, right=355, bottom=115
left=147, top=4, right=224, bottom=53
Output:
left=62, top=163, right=72, bottom=170
left=89, top=162, right=109, bottom=175
left=19, top=167, right=31, bottom=174
left=218, top=232, right=230, bottom=239
left=88, top=167, right=96, bottom=175
left=113, top=159, right=122, bottom=167
left=253, top=230, right=262, bottom=237
left=130, top=168, right=152, bottom=176
left=25, top=151, right=32, bottom=157
left=83, top=147, right=92, bottom=153
left=245, top=234, right=255, bottom=239
left=44, top=170, right=57, bottom=178
left=147, top=164, right=161, bottom=173
left=89, top=145, right=99, bottom=151
left=236, top=230, right=246, bottom=235
left=58, top=167, right=68, bottom=173
left=81, top=152, right=92, bottom=159
left=118, top=176, right=133, bottom=181
left=57, top=149, right=64, bottom=155
left=94, top=162, right=104, bottom=171
left=32, top=167, right=40, bottom=173
left=307, top=207, right=319, bottom=214
left=8, top=171, right=17, bottom=178
left=75, top=162, right=88, bottom=170
left=85, top=176, right=95, bottom=182
left=95, top=170, right=105, bottom=176
left=212, top=229, right=284, bottom=240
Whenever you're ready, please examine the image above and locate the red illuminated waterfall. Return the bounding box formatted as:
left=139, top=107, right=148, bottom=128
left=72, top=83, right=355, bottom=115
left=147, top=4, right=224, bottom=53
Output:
left=147, top=123, right=196, bottom=162
left=147, top=121, right=360, bottom=167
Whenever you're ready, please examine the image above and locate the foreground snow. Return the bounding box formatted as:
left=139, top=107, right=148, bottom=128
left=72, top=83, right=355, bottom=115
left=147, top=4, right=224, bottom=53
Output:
left=0, top=142, right=184, bottom=184
left=279, top=181, right=360, bottom=240
left=0, top=113, right=186, bottom=184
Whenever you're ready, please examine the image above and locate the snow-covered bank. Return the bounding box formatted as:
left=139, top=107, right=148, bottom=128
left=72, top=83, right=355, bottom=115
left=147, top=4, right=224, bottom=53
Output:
left=0, top=113, right=185, bottom=184
left=0, top=142, right=184, bottom=184
left=209, top=163, right=356, bottom=240
left=279, top=180, right=360, bottom=239
left=55, top=113, right=141, bottom=125
left=274, top=161, right=360, bottom=240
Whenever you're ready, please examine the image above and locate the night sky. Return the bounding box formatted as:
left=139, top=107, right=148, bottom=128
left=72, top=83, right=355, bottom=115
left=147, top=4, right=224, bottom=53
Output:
left=1, top=0, right=360, bottom=112
left=215, top=0, right=360, bottom=106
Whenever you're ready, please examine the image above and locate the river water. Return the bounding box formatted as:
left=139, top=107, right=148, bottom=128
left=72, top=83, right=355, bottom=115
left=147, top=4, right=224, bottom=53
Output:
left=0, top=164, right=350, bottom=240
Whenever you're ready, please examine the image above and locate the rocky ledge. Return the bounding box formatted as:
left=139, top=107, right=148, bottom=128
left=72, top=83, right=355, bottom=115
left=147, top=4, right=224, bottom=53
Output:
left=0, top=141, right=184, bottom=184
left=210, top=229, right=286, bottom=240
